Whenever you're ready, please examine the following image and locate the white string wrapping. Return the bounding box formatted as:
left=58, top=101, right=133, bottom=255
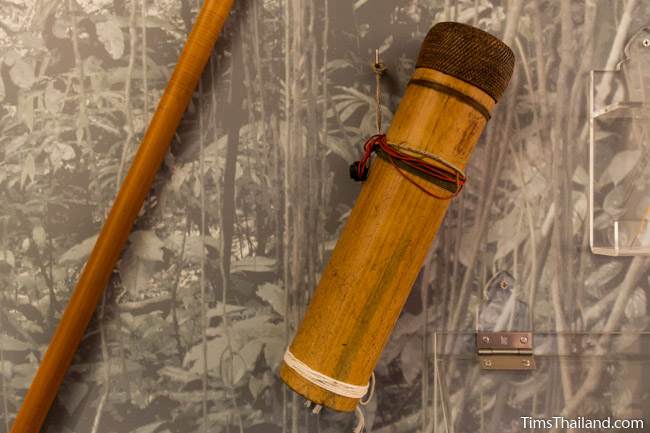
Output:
left=283, top=350, right=369, bottom=398
left=283, top=350, right=376, bottom=433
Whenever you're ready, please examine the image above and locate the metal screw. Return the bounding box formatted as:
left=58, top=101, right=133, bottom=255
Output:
left=522, top=359, right=531, bottom=367
left=482, top=336, right=490, bottom=344
left=643, top=39, right=650, bottom=48
left=483, top=359, right=493, bottom=367
left=520, top=335, right=528, bottom=344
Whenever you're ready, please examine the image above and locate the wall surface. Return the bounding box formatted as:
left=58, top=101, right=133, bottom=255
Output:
left=0, top=1, right=649, bottom=432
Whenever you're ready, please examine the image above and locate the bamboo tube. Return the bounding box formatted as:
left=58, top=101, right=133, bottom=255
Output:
left=280, top=22, right=514, bottom=412
left=10, top=1, right=234, bottom=432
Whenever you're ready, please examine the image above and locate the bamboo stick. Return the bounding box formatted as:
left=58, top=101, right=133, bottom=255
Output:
left=10, top=1, right=234, bottom=431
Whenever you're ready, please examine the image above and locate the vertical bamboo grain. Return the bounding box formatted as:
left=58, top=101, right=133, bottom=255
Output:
left=10, top=1, right=234, bottom=432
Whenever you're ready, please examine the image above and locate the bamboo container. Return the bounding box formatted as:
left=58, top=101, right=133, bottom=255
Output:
left=10, top=1, right=234, bottom=432
left=280, top=22, right=514, bottom=412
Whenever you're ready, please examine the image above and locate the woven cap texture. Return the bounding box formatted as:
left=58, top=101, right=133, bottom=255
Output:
left=416, top=22, right=515, bottom=101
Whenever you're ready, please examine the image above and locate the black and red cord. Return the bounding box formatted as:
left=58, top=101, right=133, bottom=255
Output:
left=349, top=134, right=465, bottom=200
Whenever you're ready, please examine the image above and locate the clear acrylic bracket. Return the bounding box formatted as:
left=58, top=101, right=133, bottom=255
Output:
left=589, top=28, right=650, bottom=255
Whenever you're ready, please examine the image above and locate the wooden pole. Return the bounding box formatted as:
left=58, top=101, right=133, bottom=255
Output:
left=280, top=22, right=514, bottom=412
left=10, top=1, right=234, bottom=431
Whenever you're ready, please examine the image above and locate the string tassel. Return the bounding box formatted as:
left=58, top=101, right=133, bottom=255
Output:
left=353, top=372, right=376, bottom=433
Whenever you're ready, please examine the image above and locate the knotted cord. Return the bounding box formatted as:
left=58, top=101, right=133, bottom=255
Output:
left=350, top=134, right=466, bottom=199
left=349, top=51, right=466, bottom=200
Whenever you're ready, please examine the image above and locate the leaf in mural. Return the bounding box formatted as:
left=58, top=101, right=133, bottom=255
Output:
left=353, top=0, right=368, bottom=11
left=612, top=331, right=643, bottom=356
left=381, top=336, right=407, bottom=370
left=326, top=58, right=352, bottom=72
left=378, top=35, right=393, bottom=54
left=18, top=32, right=44, bottom=50
left=96, top=18, right=125, bottom=60
left=44, top=81, right=65, bottom=114
left=192, top=175, right=200, bottom=198
left=130, top=230, right=164, bottom=262
left=602, top=184, right=627, bottom=218
left=119, top=249, right=155, bottom=296
left=164, top=232, right=220, bottom=263
left=339, top=101, right=365, bottom=123
left=458, top=225, right=480, bottom=267
left=256, top=283, right=285, bottom=316
left=0, top=250, right=15, bottom=268
left=572, top=166, right=588, bottom=186
left=169, top=163, right=192, bottom=193
left=585, top=262, right=624, bottom=294
left=21, top=317, right=43, bottom=335
left=231, top=316, right=282, bottom=338
left=510, top=377, right=547, bottom=405
left=144, top=15, right=178, bottom=33
left=206, top=302, right=247, bottom=319
left=32, top=225, right=46, bottom=249
left=58, top=382, right=89, bottom=415
left=85, top=359, right=143, bottom=385
left=572, top=191, right=587, bottom=230
left=3, top=49, right=19, bottom=66
left=60, top=235, right=98, bottom=264
left=20, top=152, right=35, bottom=189
left=399, top=336, right=421, bottom=384
left=52, top=17, right=68, bottom=38
left=394, top=312, right=425, bottom=338
left=489, top=207, right=523, bottom=260
left=230, top=256, right=275, bottom=273
left=625, top=288, right=647, bottom=320
left=0, top=68, right=5, bottom=102
left=457, top=4, right=490, bottom=22
left=0, top=334, right=31, bottom=351
left=9, top=59, right=35, bottom=89
left=233, top=339, right=264, bottom=383
left=163, top=390, right=225, bottom=404
left=248, top=375, right=263, bottom=399
left=132, top=421, right=165, bottom=433
left=324, top=134, right=357, bottom=163
left=57, top=143, right=76, bottom=161
left=183, top=336, right=228, bottom=377
left=603, top=150, right=641, bottom=186
left=187, top=235, right=219, bottom=260
left=11, top=362, right=37, bottom=389
left=339, top=86, right=375, bottom=106
left=158, top=366, right=201, bottom=383
left=0, top=360, right=11, bottom=378
left=263, top=337, right=284, bottom=368
left=18, top=93, right=35, bottom=130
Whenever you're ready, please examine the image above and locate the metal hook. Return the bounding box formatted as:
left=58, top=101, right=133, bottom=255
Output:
left=372, top=49, right=387, bottom=134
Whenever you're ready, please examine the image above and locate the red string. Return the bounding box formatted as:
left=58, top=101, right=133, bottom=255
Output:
left=355, top=134, right=465, bottom=200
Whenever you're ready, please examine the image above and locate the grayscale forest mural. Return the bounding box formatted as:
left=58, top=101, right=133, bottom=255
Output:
left=1, top=0, right=649, bottom=432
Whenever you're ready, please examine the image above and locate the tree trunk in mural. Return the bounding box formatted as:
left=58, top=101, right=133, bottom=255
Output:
left=221, top=23, right=244, bottom=298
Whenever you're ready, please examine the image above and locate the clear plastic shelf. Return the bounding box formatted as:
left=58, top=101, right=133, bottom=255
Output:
left=432, top=332, right=650, bottom=433
left=589, top=37, right=650, bottom=256
left=591, top=219, right=650, bottom=256
left=592, top=101, right=650, bottom=120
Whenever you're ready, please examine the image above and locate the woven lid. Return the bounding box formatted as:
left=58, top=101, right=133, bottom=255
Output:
left=416, top=22, right=515, bottom=102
